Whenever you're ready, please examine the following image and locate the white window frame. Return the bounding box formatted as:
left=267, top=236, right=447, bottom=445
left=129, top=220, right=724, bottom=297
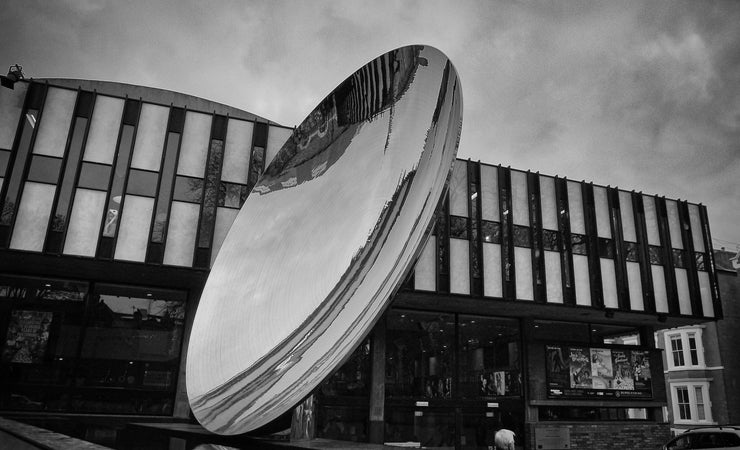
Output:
left=664, top=327, right=706, bottom=370
left=670, top=381, right=713, bottom=425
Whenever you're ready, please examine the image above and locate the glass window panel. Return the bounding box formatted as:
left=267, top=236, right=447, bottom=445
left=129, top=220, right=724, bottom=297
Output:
left=414, top=236, right=436, bottom=291
left=151, top=132, right=180, bottom=243
left=247, top=145, right=264, bottom=192
left=0, top=82, right=28, bottom=149
left=177, top=111, right=211, bottom=178
left=103, top=124, right=134, bottom=237
left=544, top=251, right=563, bottom=303
left=222, top=119, right=253, bottom=184
left=126, top=169, right=158, bottom=197
left=218, top=182, right=244, bottom=209
left=385, top=310, right=455, bottom=399
left=78, top=162, right=111, bottom=191
left=319, top=339, right=371, bottom=398
left=619, top=191, right=636, bottom=242
left=592, top=324, right=640, bottom=346
left=513, top=225, right=531, bottom=248
left=567, top=181, right=585, bottom=234
left=114, top=195, right=153, bottom=262
left=698, top=272, right=714, bottom=318
left=0, top=275, right=88, bottom=302
left=163, top=201, right=199, bottom=267
left=573, top=255, right=591, bottom=306
left=480, top=164, right=499, bottom=221
left=481, top=220, right=501, bottom=244
left=593, top=186, right=611, bottom=238
left=63, top=188, right=106, bottom=257
left=676, top=386, right=690, bottom=420
left=652, top=266, right=669, bottom=313
left=688, top=333, right=699, bottom=365
left=130, top=103, right=168, bottom=171
left=666, top=200, right=683, bottom=249
left=688, top=204, right=705, bottom=252
left=672, top=249, right=687, bottom=268
left=676, top=268, right=692, bottom=315
left=459, top=315, right=521, bottom=399
left=643, top=195, right=660, bottom=246
left=694, top=386, right=705, bottom=420
left=648, top=246, right=663, bottom=265
left=31, top=87, right=76, bottom=157
left=695, top=252, right=706, bottom=271
left=9, top=182, right=55, bottom=251
left=1, top=109, right=38, bottom=226
left=626, top=262, right=643, bottom=311
left=449, top=215, right=468, bottom=239
left=515, top=247, right=533, bottom=300
left=543, top=229, right=559, bottom=251
left=511, top=170, right=528, bottom=226
left=83, top=95, right=125, bottom=164
left=483, top=243, right=502, bottom=298
left=450, top=239, right=470, bottom=295
left=449, top=160, right=468, bottom=217
left=540, top=176, right=558, bottom=230
left=26, top=154, right=62, bottom=184
left=571, top=233, right=587, bottom=255
left=625, top=242, right=639, bottom=261
left=670, top=336, right=685, bottom=367
left=173, top=175, right=203, bottom=203
left=601, top=259, right=618, bottom=308
left=533, top=320, right=589, bottom=342
left=265, top=125, right=292, bottom=168
left=51, top=117, right=88, bottom=231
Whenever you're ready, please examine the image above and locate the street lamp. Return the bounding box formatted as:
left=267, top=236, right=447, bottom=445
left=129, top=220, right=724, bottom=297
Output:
left=1, top=64, right=25, bottom=89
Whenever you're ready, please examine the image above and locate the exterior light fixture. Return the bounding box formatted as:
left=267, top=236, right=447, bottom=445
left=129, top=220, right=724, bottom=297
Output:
left=1, top=64, right=25, bottom=90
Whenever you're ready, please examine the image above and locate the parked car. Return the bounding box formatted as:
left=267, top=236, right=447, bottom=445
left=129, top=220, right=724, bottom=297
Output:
left=663, top=426, right=740, bottom=449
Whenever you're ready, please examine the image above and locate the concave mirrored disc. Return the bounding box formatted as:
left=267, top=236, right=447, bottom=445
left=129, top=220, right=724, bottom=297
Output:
left=186, top=45, right=463, bottom=435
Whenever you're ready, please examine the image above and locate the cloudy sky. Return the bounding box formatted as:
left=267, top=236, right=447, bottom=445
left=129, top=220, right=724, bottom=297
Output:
left=2, top=0, right=738, bottom=250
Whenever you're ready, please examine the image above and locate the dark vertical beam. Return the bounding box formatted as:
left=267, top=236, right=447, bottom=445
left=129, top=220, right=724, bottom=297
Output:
left=498, top=166, right=515, bottom=300
left=699, top=204, right=722, bottom=318
left=368, top=318, right=386, bottom=444
left=0, top=81, right=48, bottom=247
left=608, top=188, right=630, bottom=310
left=632, top=192, right=656, bottom=313
left=656, top=196, right=680, bottom=315
left=467, top=160, right=483, bottom=297
left=193, top=114, right=227, bottom=268
left=582, top=183, right=604, bottom=309
left=554, top=177, right=574, bottom=305
left=678, top=201, right=702, bottom=316
left=436, top=194, right=451, bottom=293
left=528, top=172, right=546, bottom=303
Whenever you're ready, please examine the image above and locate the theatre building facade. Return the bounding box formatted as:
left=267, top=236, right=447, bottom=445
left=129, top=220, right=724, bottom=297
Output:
left=0, top=80, right=722, bottom=450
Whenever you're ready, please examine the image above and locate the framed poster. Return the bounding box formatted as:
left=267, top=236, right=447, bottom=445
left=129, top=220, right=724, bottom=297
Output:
left=546, top=344, right=652, bottom=399
left=2, top=310, right=53, bottom=363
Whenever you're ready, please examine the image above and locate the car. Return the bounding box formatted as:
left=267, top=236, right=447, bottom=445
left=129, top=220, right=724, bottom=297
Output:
left=663, top=426, right=740, bottom=449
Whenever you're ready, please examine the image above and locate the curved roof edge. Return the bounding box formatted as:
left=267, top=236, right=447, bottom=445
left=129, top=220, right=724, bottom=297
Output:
left=32, top=78, right=287, bottom=127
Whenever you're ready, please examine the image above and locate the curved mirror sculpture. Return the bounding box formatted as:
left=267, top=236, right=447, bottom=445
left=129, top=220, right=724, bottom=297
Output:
left=187, top=45, right=462, bottom=434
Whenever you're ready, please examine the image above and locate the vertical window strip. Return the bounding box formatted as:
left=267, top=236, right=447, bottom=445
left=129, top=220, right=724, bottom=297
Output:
left=688, top=333, right=699, bottom=365
left=698, top=205, right=722, bottom=318
left=694, top=386, right=706, bottom=420
left=631, top=192, right=656, bottom=313
left=499, top=166, right=515, bottom=298
left=436, top=195, right=451, bottom=293
left=468, top=160, right=482, bottom=296
left=583, top=183, right=604, bottom=308
left=149, top=108, right=185, bottom=252
left=555, top=177, right=574, bottom=304
left=45, top=90, right=94, bottom=254
left=0, top=83, right=47, bottom=248
left=676, top=386, right=691, bottom=420
left=96, top=98, right=140, bottom=259
left=607, top=187, right=630, bottom=311
left=656, top=197, right=680, bottom=314
left=678, top=201, right=703, bottom=317
left=671, top=336, right=685, bottom=367
left=528, top=172, right=546, bottom=302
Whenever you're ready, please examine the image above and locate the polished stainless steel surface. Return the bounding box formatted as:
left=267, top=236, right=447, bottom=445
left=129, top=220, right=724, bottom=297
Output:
left=186, top=45, right=462, bottom=435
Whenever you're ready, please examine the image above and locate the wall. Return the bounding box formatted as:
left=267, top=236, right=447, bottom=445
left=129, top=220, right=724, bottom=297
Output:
left=527, top=422, right=671, bottom=450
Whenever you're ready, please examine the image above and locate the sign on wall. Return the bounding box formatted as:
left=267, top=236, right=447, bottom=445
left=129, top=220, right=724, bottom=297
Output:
left=545, top=344, right=652, bottom=399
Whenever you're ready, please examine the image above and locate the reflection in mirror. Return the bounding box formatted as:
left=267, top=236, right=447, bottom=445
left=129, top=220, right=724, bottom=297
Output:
left=187, top=45, right=462, bottom=434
